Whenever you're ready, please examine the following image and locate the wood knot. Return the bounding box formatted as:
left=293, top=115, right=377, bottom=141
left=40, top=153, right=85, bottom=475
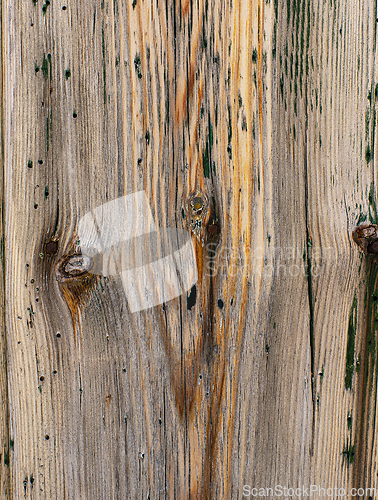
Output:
left=352, top=222, right=378, bottom=254
left=45, top=240, right=58, bottom=255
left=56, top=254, right=94, bottom=282
left=185, top=190, right=210, bottom=241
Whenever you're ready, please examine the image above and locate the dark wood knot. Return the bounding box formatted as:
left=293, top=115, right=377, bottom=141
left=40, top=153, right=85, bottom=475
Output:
left=45, top=240, right=58, bottom=254
left=56, top=254, right=94, bottom=281
left=352, top=222, right=378, bottom=254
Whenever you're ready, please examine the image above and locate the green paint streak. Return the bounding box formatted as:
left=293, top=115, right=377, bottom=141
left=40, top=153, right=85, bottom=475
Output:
left=47, top=53, right=52, bottom=82
left=4, top=448, right=9, bottom=467
left=368, top=182, right=378, bottom=224
left=286, top=0, right=291, bottom=26
left=345, top=293, right=357, bottom=389
left=203, top=123, right=213, bottom=178
left=41, top=54, right=48, bottom=80
left=203, top=142, right=210, bottom=178
left=347, top=413, right=352, bottom=430
left=342, top=440, right=355, bottom=465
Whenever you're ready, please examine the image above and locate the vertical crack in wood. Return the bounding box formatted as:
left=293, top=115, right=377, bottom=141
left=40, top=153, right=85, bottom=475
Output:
left=301, top=1, right=316, bottom=457
left=303, top=92, right=316, bottom=455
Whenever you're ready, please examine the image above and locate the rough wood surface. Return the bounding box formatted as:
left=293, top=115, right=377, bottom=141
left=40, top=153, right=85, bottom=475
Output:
left=2, top=0, right=378, bottom=498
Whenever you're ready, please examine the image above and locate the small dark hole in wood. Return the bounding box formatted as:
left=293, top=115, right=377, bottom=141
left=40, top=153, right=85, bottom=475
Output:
left=56, top=333, right=61, bottom=338
left=45, top=434, right=49, bottom=440
left=40, top=376, right=45, bottom=381
left=28, top=160, right=33, bottom=168
left=208, top=222, right=219, bottom=235
left=53, top=370, right=57, bottom=374
left=73, top=111, right=78, bottom=118
left=62, top=5, right=67, bottom=9
left=38, top=159, right=43, bottom=164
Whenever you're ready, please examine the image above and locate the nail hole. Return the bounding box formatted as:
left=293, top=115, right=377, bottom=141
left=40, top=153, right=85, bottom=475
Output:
left=62, top=5, right=67, bottom=9
left=45, top=434, right=49, bottom=440
left=56, top=333, right=61, bottom=338
left=40, top=376, right=45, bottom=381
left=73, top=111, right=77, bottom=118
left=208, top=222, right=219, bottom=235
left=38, top=159, right=43, bottom=164
left=28, top=160, right=33, bottom=168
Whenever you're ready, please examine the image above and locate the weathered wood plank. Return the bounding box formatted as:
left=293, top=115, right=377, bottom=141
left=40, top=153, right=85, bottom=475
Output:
left=3, top=0, right=378, bottom=498
left=0, top=0, right=11, bottom=496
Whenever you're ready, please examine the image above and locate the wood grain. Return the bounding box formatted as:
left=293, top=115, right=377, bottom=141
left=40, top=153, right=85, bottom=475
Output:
left=2, top=0, right=378, bottom=498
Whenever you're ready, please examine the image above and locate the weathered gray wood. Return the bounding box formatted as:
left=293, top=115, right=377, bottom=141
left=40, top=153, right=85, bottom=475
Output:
left=2, top=0, right=378, bottom=498
left=0, top=1, right=11, bottom=496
